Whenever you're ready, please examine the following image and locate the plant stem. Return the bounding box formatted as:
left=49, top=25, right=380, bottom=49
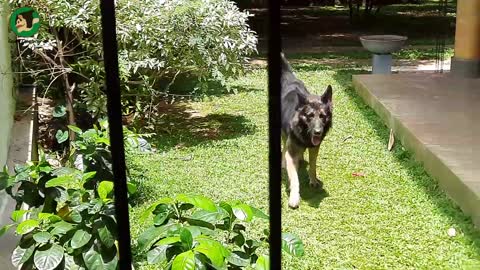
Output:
left=173, top=203, right=182, bottom=221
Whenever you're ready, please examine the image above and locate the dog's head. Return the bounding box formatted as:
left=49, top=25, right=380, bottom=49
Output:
left=297, top=85, right=333, bottom=146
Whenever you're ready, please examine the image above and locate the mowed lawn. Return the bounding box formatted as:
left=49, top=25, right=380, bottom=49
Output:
left=127, top=57, right=480, bottom=269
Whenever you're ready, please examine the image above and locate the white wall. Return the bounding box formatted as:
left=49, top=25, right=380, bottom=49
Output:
left=0, top=0, right=14, bottom=166
left=0, top=3, right=16, bottom=269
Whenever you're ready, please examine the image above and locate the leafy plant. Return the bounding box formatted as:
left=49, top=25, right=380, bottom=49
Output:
left=10, top=0, right=257, bottom=126
left=0, top=155, right=123, bottom=269
left=0, top=120, right=151, bottom=269
left=53, top=119, right=153, bottom=189
left=138, top=194, right=304, bottom=269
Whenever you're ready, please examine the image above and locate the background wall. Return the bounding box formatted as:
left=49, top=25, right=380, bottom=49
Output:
left=0, top=1, right=14, bottom=166
left=0, top=3, right=16, bottom=269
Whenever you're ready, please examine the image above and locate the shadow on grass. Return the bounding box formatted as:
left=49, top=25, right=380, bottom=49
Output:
left=157, top=75, right=262, bottom=98
left=150, top=100, right=256, bottom=152
left=282, top=161, right=330, bottom=208
left=125, top=161, right=162, bottom=207
left=332, top=69, right=480, bottom=254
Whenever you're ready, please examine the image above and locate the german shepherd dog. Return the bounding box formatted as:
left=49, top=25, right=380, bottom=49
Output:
left=281, top=53, right=332, bottom=209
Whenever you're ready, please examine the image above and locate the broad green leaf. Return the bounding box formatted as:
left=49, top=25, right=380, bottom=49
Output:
left=11, top=242, right=35, bottom=267
left=82, top=171, right=97, bottom=182
left=0, top=224, right=15, bottom=237
left=53, top=187, right=69, bottom=204
left=153, top=211, right=170, bottom=226
left=38, top=213, right=61, bottom=222
left=147, top=245, right=169, bottom=265
left=67, top=125, right=82, bottom=134
left=45, top=175, right=74, bottom=188
left=219, top=202, right=233, bottom=217
left=16, top=219, right=39, bottom=235
left=281, top=233, right=305, bottom=257
left=64, top=254, right=82, bottom=270
left=56, top=130, right=69, bottom=144
left=53, top=105, right=67, bottom=118
left=33, top=243, right=64, bottom=270
left=98, top=181, right=114, bottom=200
left=70, top=210, right=82, bottom=223
left=193, top=238, right=226, bottom=268
left=185, top=225, right=214, bottom=238
left=96, top=217, right=115, bottom=248
left=194, top=253, right=208, bottom=270
left=140, top=197, right=174, bottom=222
left=176, top=194, right=216, bottom=212
left=39, top=165, right=52, bottom=173
left=191, top=208, right=227, bottom=224
left=50, top=221, right=75, bottom=236
left=180, top=228, right=193, bottom=249
left=83, top=245, right=102, bottom=270
left=196, top=236, right=230, bottom=258
left=172, top=250, right=195, bottom=270
left=82, top=243, right=117, bottom=270
left=251, top=206, right=269, bottom=219
left=137, top=224, right=178, bottom=252
left=0, top=170, right=13, bottom=190
left=227, top=251, right=250, bottom=267
left=71, top=229, right=92, bottom=249
left=33, top=231, right=52, bottom=243
left=156, top=236, right=180, bottom=246
left=232, top=203, right=254, bottom=222
left=52, top=167, right=78, bottom=176
left=232, top=232, right=245, bottom=247
left=127, top=182, right=137, bottom=194
left=255, top=255, right=270, bottom=270
left=11, top=209, right=30, bottom=222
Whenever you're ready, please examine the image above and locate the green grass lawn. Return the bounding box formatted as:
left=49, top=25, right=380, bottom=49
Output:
left=127, top=58, right=480, bottom=269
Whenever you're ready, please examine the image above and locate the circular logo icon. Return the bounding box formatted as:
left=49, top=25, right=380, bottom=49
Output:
left=10, top=7, right=40, bottom=37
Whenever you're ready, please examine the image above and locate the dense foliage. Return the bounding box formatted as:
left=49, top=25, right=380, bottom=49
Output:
left=11, top=0, right=257, bottom=127
left=0, top=120, right=148, bottom=269
left=138, top=195, right=304, bottom=269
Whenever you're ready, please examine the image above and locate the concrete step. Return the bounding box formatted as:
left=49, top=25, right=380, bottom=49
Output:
left=353, top=73, right=480, bottom=228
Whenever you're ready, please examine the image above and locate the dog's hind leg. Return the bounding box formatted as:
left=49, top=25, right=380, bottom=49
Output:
left=285, top=146, right=302, bottom=209
left=308, top=146, right=323, bottom=189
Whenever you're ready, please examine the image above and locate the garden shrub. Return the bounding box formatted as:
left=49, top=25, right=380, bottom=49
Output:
left=0, top=121, right=149, bottom=269
left=138, top=194, right=304, bottom=269
left=0, top=154, right=123, bottom=269
left=10, top=0, right=257, bottom=128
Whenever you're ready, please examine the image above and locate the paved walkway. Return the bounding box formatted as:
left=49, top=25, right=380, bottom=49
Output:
left=353, top=73, right=479, bottom=227
left=249, top=57, right=451, bottom=73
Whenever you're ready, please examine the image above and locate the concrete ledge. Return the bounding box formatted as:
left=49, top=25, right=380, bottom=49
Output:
left=352, top=74, right=480, bottom=228
left=451, top=57, right=480, bottom=78
left=0, top=86, right=37, bottom=269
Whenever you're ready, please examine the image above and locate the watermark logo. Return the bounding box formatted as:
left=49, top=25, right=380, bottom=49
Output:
left=10, top=7, right=40, bottom=37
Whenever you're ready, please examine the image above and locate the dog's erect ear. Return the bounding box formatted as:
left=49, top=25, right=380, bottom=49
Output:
left=296, top=91, right=308, bottom=106
left=321, top=85, right=332, bottom=105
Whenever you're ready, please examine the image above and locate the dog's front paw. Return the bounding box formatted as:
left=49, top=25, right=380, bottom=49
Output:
left=288, top=194, right=300, bottom=209
left=309, top=177, right=323, bottom=189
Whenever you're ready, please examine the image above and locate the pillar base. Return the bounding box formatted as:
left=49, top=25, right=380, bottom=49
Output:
left=450, top=57, right=480, bottom=78
left=372, top=54, right=392, bottom=74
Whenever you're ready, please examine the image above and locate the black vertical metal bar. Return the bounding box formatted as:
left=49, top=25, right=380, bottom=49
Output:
left=267, top=0, right=282, bottom=269
left=99, top=1, right=132, bottom=269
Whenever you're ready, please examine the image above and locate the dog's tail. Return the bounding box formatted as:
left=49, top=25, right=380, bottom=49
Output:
left=281, top=52, right=293, bottom=73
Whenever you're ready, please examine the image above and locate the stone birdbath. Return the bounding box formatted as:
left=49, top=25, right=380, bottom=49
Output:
left=360, top=35, right=408, bottom=74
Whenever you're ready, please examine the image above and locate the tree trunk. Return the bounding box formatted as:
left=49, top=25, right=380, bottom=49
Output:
left=54, top=29, right=77, bottom=142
